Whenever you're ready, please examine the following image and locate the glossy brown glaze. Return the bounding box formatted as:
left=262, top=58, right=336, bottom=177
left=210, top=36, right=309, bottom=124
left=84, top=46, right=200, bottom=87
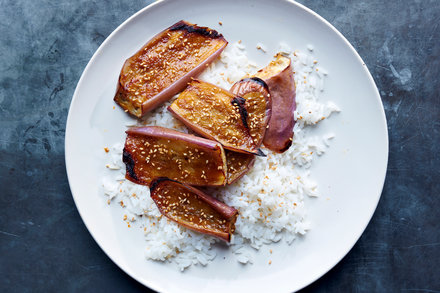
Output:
left=123, top=126, right=227, bottom=186
left=230, top=77, right=272, bottom=147
left=225, top=151, right=255, bottom=184
left=150, top=178, right=238, bottom=242
left=223, top=77, right=272, bottom=184
left=168, top=80, right=262, bottom=155
left=114, top=20, right=227, bottom=117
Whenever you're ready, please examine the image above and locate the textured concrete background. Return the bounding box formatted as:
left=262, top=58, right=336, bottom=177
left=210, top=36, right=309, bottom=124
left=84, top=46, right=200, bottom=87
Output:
left=0, top=0, right=439, bottom=292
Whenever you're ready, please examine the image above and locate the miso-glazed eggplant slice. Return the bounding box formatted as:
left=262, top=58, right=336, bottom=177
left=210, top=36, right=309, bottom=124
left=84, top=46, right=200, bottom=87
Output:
left=114, top=20, right=228, bottom=117
left=168, top=80, right=262, bottom=156
left=123, top=126, right=227, bottom=186
left=225, top=151, right=255, bottom=184
left=224, top=77, right=270, bottom=184
left=230, top=77, right=272, bottom=147
left=253, top=53, right=296, bottom=153
left=150, top=178, right=238, bottom=242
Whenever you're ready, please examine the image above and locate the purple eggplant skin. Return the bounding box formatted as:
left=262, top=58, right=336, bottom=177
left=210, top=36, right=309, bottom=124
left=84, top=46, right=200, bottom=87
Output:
left=127, top=126, right=225, bottom=150
left=123, top=126, right=227, bottom=186
left=253, top=54, right=296, bottom=153
left=114, top=20, right=228, bottom=118
left=223, top=77, right=272, bottom=184
left=150, top=177, right=238, bottom=242
left=230, top=77, right=272, bottom=147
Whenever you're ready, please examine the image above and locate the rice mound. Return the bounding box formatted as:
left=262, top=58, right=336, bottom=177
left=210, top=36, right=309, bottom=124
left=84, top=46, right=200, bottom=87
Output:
left=102, top=42, right=339, bottom=270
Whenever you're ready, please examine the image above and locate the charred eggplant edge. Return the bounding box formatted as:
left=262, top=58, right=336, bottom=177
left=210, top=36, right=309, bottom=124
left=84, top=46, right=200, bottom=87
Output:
left=230, top=77, right=272, bottom=149
left=114, top=20, right=228, bottom=118
left=168, top=80, right=264, bottom=156
left=125, top=126, right=228, bottom=186
left=169, top=20, right=224, bottom=39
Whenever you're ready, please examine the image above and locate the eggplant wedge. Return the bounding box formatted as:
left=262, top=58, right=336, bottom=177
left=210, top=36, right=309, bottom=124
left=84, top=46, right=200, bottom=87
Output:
left=225, top=77, right=271, bottom=184
left=225, top=151, right=255, bottom=184
left=114, top=20, right=228, bottom=117
left=123, top=126, right=227, bottom=186
left=253, top=53, right=296, bottom=153
left=168, top=80, right=262, bottom=156
left=230, top=77, right=271, bottom=147
left=150, top=178, right=238, bottom=242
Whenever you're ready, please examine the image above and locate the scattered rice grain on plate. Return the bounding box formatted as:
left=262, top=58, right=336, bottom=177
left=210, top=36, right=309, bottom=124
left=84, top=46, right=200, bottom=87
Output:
left=102, top=42, right=339, bottom=270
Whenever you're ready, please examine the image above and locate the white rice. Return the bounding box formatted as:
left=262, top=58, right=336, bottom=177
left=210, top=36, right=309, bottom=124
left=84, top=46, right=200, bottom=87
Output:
left=102, top=42, right=340, bottom=270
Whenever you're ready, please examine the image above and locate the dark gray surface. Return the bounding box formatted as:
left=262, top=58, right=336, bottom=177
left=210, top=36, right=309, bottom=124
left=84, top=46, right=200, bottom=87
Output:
left=0, top=0, right=438, bottom=292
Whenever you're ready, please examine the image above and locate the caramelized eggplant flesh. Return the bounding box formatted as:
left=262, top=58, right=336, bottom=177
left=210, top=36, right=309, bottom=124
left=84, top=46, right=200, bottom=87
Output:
left=150, top=178, right=238, bottom=242
left=226, top=151, right=255, bottom=184
left=123, top=126, right=227, bottom=186
left=114, top=20, right=228, bottom=117
left=168, top=80, right=261, bottom=155
left=223, top=78, right=270, bottom=184
left=253, top=53, right=296, bottom=153
left=230, top=77, right=271, bottom=147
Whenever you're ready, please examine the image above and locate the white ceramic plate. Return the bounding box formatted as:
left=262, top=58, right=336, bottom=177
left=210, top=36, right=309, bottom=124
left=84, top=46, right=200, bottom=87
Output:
left=65, top=0, right=388, bottom=292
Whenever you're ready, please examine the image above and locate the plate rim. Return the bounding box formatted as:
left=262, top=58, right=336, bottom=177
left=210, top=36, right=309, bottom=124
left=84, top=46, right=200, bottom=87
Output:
left=65, top=0, right=389, bottom=291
